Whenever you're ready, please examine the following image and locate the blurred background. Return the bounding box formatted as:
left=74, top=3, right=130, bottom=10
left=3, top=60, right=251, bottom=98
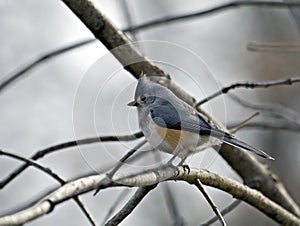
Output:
left=0, top=0, right=300, bottom=225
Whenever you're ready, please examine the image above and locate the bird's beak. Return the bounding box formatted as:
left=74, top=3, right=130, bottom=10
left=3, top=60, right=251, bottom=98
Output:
left=127, top=100, right=139, bottom=107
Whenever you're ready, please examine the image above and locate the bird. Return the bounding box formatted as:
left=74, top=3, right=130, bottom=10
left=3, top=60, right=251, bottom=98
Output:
left=128, top=75, right=274, bottom=165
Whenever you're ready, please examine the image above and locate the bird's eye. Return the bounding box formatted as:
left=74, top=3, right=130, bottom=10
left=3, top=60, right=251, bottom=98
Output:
left=140, top=95, right=147, bottom=102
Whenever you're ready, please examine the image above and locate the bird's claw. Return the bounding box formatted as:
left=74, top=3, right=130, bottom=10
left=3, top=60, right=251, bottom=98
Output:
left=175, top=164, right=190, bottom=176
left=182, top=165, right=190, bottom=174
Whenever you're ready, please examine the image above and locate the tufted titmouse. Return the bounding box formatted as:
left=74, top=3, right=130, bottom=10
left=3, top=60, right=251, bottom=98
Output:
left=128, top=76, right=274, bottom=164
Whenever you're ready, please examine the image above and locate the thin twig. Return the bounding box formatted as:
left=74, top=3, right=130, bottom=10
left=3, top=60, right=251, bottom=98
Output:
left=94, top=139, right=147, bottom=195
left=0, top=39, right=95, bottom=94
left=107, top=139, right=147, bottom=178
left=162, top=183, right=185, bottom=226
left=196, top=77, right=300, bottom=107
left=228, top=120, right=300, bottom=132
left=195, top=179, right=226, bottom=226
left=200, top=200, right=241, bottom=226
left=0, top=149, right=97, bottom=226
left=229, top=94, right=300, bottom=124
left=120, top=0, right=139, bottom=42
left=248, top=41, right=300, bottom=52
left=104, top=185, right=157, bottom=226
left=124, top=1, right=300, bottom=33
left=0, top=131, right=143, bottom=189
left=229, top=112, right=260, bottom=133
left=101, top=189, right=131, bottom=224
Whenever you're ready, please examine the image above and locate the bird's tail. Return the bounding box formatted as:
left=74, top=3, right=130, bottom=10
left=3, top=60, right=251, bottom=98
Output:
left=223, top=134, right=274, bottom=160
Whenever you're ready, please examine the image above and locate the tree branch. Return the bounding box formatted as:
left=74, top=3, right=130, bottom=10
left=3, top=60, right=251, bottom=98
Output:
left=1, top=166, right=300, bottom=225
left=0, top=131, right=143, bottom=189
left=196, top=77, right=300, bottom=106
left=0, top=39, right=94, bottom=94
left=124, top=1, right=300, bottom=33
left=94, top=139, right=147, bottom=195
left=0, top=150, right=96, bottom=226
left=195, top=179, right=226, bottom=226
left=248, top=41, right=300, bottom=52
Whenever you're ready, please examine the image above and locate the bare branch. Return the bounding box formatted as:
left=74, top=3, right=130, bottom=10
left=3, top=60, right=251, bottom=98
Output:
left=229, top=112, right=260, bottom=133
left=94, top=139, right=147, bottom=195
left=229, top=94, right=300, bottom=124
left=200, top=200, right=241, bottom=226
left=195, top=179, right=226, bottom=226
left=219, top=143, right=300, bottom=217
left=248, top=41, right=300, bottom=52
left=0, top=150, right=96, bottom=226
left=104, top=185, right=157, bottom=226
left=196, top=77, right=300, bottom=106
left=228, top=121, right=300, bottom=132
left=119, top=0, right=139, bottom=42
left=0, top=131, right=143, bottom=189
left=124, top=1, right=300, bottom=33
left=0, top=39, right=94, bottom=94
left=1, top=166, right=300, bottom=225
left=107, top=139, right=147, bottom=178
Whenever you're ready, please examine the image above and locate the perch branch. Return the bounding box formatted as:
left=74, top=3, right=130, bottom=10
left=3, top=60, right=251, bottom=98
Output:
left=1, top=166, right=300, bottom=225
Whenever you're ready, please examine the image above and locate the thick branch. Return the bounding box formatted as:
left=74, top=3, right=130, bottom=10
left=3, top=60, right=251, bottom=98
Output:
left=1, top=166, right=299, bottom=225
left=61, top=0, right=168, bottom=79
left=219, top=144, right=300, bottom=217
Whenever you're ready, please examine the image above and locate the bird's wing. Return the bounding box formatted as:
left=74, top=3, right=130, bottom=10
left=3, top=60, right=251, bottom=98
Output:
left=150, top=99, right=214, bottom=136
left=150, top=99, right=274, bottom=160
